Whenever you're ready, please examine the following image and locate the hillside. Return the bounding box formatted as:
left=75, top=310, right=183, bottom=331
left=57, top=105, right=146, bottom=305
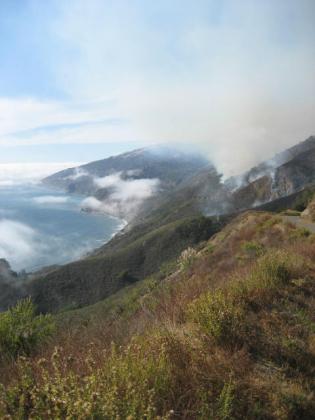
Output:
left=27, top=216, right=224, bottom=313
left=43, top=146, right=210, bottom=221
left=228, top=136, right=315, bottom=210
left=0, top=149, right=226, bottom=313
left=2, top=137, right=315, bottom=315
left=1, top=210, right=315, bottom=418
left=0, top=260, right=25, bottom=311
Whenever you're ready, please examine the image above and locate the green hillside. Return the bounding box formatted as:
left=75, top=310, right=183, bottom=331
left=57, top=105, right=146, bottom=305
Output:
left=28, top=215, right=224, bottom=313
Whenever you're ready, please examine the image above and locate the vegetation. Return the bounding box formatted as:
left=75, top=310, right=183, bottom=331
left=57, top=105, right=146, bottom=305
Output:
left=292, top=189, right=315, bottom=212
left=258, top=185, right=315, bottom=213
left=1, top=212, right=315, bottom=418
left=25, top=215, right=223, bottom=314
left=178, top=247, right=198, bottom=271
left=0, top=298, right=54, bottom=360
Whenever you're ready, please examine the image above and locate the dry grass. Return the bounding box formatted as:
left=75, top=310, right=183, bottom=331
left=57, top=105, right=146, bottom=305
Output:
left=1, top=211, right=315, bottom=418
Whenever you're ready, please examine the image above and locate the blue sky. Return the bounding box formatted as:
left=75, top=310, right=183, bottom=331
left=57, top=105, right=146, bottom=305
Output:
left=0, top=0, right=314, bottom=175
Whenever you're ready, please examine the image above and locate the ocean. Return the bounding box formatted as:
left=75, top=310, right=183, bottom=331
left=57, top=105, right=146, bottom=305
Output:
left=0, top=184, right=123, bottom=272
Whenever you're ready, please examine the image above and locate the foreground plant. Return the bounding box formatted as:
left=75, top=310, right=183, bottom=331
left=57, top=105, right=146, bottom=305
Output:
left=0, top=298, right=55, bottom=360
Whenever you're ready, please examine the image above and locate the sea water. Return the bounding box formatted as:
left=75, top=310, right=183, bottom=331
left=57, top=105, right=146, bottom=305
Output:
left=0, top=184, right=123, bottom=272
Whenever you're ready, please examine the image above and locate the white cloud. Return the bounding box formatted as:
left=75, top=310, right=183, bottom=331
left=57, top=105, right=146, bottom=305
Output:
left=94, top=173, right=122, bottom=189
left=65, top=167, right=89, bottom=180
left=93, top=173, right=160, bottom=201
left=0, top=162, right=81, bottom=186
left=0, top=216, right=119, bottom=272
left=33, top=195, right=69, bottom=204
left=81, top=196, right=103, bottom=212
left=0, top=219, right=42, bottom=271
left=83, top=172, right=160, bottom=219
left=110, top=178, right=160, bottom=202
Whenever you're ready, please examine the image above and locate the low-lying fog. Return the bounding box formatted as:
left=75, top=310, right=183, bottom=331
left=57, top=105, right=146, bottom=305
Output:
left=0, top=181, right=122, bottom=272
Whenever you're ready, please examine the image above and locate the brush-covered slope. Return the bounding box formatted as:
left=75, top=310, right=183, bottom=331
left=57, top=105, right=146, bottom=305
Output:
left=4, top=137, right=315, bottom=314
left=24, top=160, right=229, bottom=314
left=229, top=136, right=315, bottom=210
left=0, top=157, right=226, bottom=313
left=1, top=211, right=315, bottom=418
left=25, top=215, right=224, bottom=313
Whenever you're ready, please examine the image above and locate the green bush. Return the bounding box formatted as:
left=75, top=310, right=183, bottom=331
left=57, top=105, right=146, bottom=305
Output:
left=241, top=241, right=265, bottom=257
left=0, top=298, right=55, bottom=359
left=280, top=209, right=301, bottom=216
left=292, top=189, right=315, bottom=212
left=243, top=251, right=298, bottom=292
left=0, top=339, right=172, bottom=419
left=249, top=252, right=291, bottom=288
left=187, top=290, right=244, bottom=344
left=217, top=379, right=235, bottom=420
left=289, top=227, right=311, bottom=240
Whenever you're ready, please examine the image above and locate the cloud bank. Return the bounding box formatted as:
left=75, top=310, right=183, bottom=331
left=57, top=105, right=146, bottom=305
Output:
left=0, top=215, right=121, bottom=272
left=0, top=162, right=81, bottom=187
left=0, top=219, right=42, bottom=271
left=33, top=195, right=69, bottom=204
left=82, top=172, right=160, bottom=219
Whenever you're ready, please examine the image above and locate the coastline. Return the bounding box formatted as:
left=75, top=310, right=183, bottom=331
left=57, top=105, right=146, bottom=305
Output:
left=42, top=180, right=129, bottom=237
left=42, top=183, right=130, bottom=260
left=0, top=182, right=127, bottom=273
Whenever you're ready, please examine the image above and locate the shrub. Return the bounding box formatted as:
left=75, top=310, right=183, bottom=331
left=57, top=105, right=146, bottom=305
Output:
left=217, top=379, right=235, bottom=420
left=178, top=247, right=197, bottom=271
left=0, top=338, right=172, bottom=419
left=258, top=216, right=281, bottom=231
left=249, top=252, right=291, bottom=288
left=280, top=209, right=301, bottom=216
left=241, top=241, right=265, bottom=258
left=0, top=298, right=55, bottom=359
left=187, top=290, right=244, bottom=344
left=289, top=227, right=311, bottom=240
left=246, top=251, right=302, bottom=291
left=292, top=189, right=315, bottom=212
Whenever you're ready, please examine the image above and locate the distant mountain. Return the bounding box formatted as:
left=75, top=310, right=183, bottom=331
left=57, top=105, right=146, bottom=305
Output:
left=138, top=136, right=315, bottom=221
left=43, top=146, right=210, bottom=221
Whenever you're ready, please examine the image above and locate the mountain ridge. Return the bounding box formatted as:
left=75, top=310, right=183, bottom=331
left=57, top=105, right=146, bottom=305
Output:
left=2, top=136, right=315, bottom=314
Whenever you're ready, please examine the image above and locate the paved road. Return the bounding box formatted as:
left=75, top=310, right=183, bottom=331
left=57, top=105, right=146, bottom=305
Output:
left=282, top=215, right=315, bottom=233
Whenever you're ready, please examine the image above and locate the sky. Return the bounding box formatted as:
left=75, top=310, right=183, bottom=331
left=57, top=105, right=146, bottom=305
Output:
left=0, top=0, right=314, bottom=176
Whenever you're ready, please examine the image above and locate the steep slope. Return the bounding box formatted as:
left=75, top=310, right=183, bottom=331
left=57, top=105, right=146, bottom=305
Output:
left=0, top=149, right=227, bottom=313
left=1, top=211, right=315, bottom=418
left=3, top=137, right=315, bottom=315
left=26, top=161, right=231, bottom=314
left=21, top=216, right=224, bottom=313
left=229, top=136, right=315, bottom=210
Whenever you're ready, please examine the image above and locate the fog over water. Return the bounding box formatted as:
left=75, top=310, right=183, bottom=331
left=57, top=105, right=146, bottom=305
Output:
left=0, top=184, right=122, bottom=272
